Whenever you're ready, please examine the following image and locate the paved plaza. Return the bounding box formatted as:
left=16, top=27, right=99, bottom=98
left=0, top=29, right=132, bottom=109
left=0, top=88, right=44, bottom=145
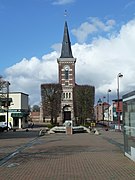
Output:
left=0, top=127, right=135, bottom=180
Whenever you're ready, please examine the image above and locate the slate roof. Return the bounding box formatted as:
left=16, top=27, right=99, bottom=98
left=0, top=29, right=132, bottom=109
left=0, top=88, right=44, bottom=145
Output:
left=60, top=21, right=73, bottom=58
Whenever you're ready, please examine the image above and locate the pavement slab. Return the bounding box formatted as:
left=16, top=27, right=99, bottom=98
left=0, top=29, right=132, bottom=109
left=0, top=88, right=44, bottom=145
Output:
left=0, top=128, right=135, bottom=180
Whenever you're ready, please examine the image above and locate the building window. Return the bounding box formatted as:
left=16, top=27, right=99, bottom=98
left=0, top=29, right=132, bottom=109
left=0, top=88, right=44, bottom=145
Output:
left=123, top=94, right=135, bottom=160
left=65, top=82, right=68, bottom=86
left=62, top=92, right=72, bottom=99
left=64, top=65, right=70, bottom=80
left=63, top=93, right=65, bottom=99
left=65, top=69, right=69, bottom=79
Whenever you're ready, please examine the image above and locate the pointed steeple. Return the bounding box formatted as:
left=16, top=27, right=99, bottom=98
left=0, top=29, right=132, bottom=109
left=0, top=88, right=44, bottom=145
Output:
left=60, top=21, right=73, bottom=58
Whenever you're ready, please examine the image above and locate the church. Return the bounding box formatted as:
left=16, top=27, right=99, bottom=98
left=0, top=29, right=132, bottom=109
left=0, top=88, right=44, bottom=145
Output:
left=41, top=21, right=95, bottom=125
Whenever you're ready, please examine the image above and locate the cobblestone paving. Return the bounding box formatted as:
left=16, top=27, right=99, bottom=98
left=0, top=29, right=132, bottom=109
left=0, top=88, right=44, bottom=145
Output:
left=0, top=129, right=135, bottom=180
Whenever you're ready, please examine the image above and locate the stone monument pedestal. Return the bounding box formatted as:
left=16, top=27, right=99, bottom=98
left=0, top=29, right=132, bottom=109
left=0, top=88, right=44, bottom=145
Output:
left=66, top=126, right=73, bottom=135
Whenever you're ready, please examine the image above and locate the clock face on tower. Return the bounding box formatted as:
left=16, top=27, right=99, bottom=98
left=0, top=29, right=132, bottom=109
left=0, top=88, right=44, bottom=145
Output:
left=64, top=65, right=70, bottom=71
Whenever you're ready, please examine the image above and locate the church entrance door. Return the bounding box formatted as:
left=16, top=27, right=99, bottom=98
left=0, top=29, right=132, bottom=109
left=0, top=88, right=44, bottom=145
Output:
left=63, top=105, right=71, bottom=122
left=64, top=111, right=71, bottom=121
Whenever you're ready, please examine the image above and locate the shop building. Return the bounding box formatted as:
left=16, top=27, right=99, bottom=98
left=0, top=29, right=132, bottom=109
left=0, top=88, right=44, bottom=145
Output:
left=123, top=91, right=135, bottom=161
left=0, top=92, right=29, bottom=129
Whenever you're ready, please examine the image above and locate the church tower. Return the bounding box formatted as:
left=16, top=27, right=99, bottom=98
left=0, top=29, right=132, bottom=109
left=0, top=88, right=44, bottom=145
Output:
left=57, top=21, right=76, bottom=123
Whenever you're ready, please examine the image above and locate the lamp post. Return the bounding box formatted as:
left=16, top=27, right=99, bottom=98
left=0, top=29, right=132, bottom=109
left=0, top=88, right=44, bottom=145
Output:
left=102, top=96, right=106, bottom=125
left=97, top=98, right=102, bottom=121
left=107, top=89, right=111, bottom=128
left=117, top=73, right=123, bottom=131
left=6, top=81, right=10, bottom=131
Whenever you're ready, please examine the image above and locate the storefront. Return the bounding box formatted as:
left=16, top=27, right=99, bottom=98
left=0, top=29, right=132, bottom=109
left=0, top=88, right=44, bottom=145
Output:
left=11, top=112, right=28, bottom=128
left=123, top=91, right=135, bottom=161
left=0, top=92, right=29, bottom=130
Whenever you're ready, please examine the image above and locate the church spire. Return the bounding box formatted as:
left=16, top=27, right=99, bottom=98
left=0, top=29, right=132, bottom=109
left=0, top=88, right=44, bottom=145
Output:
left=60, top=21, right=73, bottom=58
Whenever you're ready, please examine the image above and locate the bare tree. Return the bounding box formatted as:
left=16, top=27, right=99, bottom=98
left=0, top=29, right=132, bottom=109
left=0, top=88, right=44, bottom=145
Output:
left=32, top=105, right=40, bottom=112
left=41, top=83, right=62, bottom=125
left=73, top=85, right=95, bottom=125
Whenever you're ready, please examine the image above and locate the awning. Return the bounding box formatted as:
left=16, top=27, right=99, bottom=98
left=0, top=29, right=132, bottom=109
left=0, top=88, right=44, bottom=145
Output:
left=11, top=112, right=25, bottom=118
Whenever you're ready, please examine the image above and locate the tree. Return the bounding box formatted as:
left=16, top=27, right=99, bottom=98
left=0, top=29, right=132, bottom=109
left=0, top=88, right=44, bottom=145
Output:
left=41, top=83, right=62, bottom=125
left=73, top=85, right=95, bottom=125
left=32, top=105, right=40, bottom=112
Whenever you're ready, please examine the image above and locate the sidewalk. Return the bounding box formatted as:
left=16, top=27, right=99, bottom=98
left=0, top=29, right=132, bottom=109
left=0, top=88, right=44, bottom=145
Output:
left=0, top=128, right=40, bottom=160
left=0, top=129, right=135, bottom=180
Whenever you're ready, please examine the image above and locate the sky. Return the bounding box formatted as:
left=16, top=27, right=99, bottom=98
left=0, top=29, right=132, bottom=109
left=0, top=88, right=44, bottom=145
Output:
left=1, top=0, right=135, bottom=106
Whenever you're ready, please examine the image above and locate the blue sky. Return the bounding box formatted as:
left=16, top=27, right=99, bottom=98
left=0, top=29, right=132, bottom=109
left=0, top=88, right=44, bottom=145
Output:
left=0, top=0, right=133, bottom=71
left=1, top=0, right=135, bottom=105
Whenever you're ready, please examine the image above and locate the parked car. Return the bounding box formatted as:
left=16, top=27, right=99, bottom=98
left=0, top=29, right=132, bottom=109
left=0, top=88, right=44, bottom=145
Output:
left=0, top=122, right=12, bottom=132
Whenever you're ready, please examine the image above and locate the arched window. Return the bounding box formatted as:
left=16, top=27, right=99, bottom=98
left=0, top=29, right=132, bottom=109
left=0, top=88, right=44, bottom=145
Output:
left=64, top=66, right=70, bottom=80
left=65, top=69, right=69, bottom=79
left=63, top=93, right=65, bottom=99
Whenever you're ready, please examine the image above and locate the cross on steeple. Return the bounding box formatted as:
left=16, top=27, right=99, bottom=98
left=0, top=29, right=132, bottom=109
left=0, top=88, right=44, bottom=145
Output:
left=64, top=10, right=67, bottom=18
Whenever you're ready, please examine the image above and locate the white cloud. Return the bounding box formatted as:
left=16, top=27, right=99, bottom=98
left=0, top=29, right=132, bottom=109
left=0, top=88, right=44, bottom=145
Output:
left=74, top=19, right=135, bottom=100
left=72, top=22, right=98, bottom=43
left=5, top=55, right=58, bottom=105
left=89, top=17, right=115, bottom=32
left=52, top=0, right=75, bottom=5
left=4, top=18, right=135, bottom=105
left=72, top=17, right=116, bottom=43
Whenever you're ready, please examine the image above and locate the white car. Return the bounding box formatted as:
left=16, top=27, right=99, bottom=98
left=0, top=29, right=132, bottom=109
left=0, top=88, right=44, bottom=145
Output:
left=0, top=122, right=12, bottom=132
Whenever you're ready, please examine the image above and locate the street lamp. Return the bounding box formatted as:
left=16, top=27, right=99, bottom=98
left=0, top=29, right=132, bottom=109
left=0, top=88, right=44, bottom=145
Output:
left=97, top=98, right=102, bottom=121
left=107, top=89, right=111, bottom=128
left=6, top=81, right=10, bottom=131
left=102, top=96, right=106, bottom=125
left=117, top=73, right=123, bottom=131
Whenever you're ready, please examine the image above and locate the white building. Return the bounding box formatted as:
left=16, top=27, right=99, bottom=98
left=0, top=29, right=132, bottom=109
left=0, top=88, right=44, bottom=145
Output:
left=0, top=92, right=29, bottom=129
